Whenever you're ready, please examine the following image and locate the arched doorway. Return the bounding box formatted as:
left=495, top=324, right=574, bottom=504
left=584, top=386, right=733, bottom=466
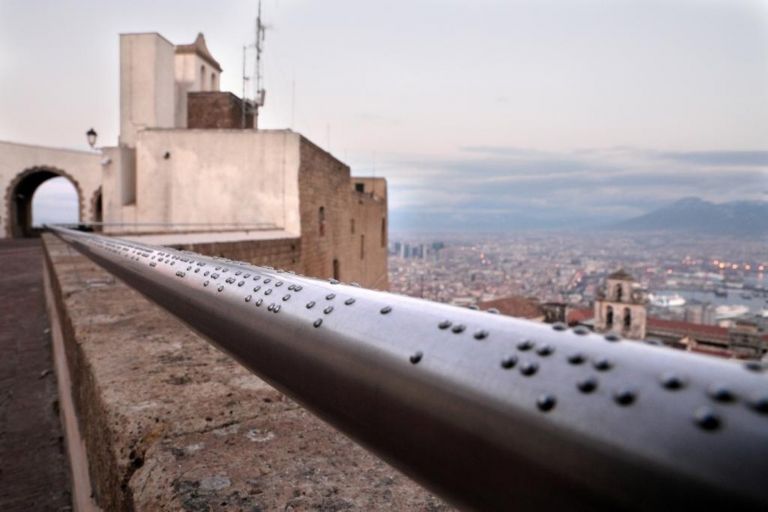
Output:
left=5, top=167, right=83, bottom=238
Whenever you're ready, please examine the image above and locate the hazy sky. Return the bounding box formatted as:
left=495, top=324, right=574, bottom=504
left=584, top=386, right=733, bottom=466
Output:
left=2, top=0, right=767, bottom=230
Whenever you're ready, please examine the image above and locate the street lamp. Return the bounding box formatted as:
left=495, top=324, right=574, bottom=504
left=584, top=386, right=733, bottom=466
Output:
left=86, top=128, right=98, bottom=148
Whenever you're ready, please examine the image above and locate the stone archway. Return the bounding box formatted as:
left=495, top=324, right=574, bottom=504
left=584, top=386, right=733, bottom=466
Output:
left=5, top=166, right=84, bottom=238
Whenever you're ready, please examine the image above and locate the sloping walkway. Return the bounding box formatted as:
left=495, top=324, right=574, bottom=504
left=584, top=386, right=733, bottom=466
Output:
left=0, top=239, right=71, bottom=511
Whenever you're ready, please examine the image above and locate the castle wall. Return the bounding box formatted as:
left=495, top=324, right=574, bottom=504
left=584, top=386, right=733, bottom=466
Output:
left=297, top=138, right=389, bottom=289
left=110, top=130, right=301, bottom=235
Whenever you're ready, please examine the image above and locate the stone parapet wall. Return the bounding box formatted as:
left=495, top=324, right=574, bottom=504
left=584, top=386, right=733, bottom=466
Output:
left=42, top=234, right=447, bottom=511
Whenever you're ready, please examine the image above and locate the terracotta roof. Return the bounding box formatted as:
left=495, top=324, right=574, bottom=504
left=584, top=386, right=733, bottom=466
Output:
left=478, top=296, right=542, bottom=319
left=647, top=317, right=730, bottom=343
left=608, top=269, right=635, bottom=281
left=567, top=308, right=594, bottom=325
left=176, top=33, right=222, bottom=72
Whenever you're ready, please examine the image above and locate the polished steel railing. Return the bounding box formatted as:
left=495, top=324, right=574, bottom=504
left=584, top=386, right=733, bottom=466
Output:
left=49, top=225, right=768, bottom=511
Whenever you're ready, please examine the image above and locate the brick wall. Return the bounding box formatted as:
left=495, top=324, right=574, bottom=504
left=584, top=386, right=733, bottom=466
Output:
left=297, top=137, right=389, bottom=290
left=171, top=237, right=301, bottom=273
left=187, top=92, right=254, bottom=129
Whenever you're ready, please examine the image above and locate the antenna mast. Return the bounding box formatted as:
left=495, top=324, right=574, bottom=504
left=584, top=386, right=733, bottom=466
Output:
left=241, top=0, right=266, bottom=129
left=254, top=0, right=266, bottom=109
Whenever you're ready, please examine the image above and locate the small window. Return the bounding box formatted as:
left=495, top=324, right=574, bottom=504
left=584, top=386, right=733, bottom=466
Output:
left=318, top=206, right=326, bottom=237
left=211, top=73, right=217, bottom=90
left=355, top=183, right=365, bottom=193
left=624, top=308, right=632, bottom=329
left=606, top=305, right=614, bottom=328
left=360, top=234, right=365, bottom=260
left=201, top=65, right=206, bottom=88
left=350, top=218, right=355, bottom=234
left=333, top=259, right=340, bottom=280
left=380, top=217, right=386, bottom=247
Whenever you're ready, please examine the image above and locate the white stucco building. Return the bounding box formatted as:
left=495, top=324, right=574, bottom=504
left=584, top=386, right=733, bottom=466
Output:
left=0, top=32, right=389, bottom=288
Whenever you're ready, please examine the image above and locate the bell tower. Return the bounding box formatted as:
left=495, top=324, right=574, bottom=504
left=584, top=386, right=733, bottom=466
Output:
left=594, top=269, right=648, bottom=340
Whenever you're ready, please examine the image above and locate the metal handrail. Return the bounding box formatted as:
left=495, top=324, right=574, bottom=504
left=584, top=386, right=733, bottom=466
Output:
left=49, top=225, right=768, bottom=511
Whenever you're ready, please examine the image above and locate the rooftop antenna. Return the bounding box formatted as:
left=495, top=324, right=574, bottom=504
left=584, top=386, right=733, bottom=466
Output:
left=254, top=0, right=266, bottom=110
left=241, top=0, right=267, bottom=129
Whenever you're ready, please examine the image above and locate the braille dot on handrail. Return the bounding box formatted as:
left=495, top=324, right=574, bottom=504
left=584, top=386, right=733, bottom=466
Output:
left=577, top=376, right=598, bottom=393
left=517, top=340, right=534, bottom=351
left=264, top=289, right=272, bottom=295
left=537, top=345, right=554, bottom=356
left=275, top=281, right=284, bottom=287
left=410, top=351, right=423, bottom=364
left=245, top=295, right=252, bottom=302
left=748, top=395, right=768, bottom=414
left=217, top=285, right=224, bottom=292
left=194, top=268, right=200, bottom=273
left=283, top=294, right=291, bottom=301
left=243, top=273, right=251, bottom=279
left=438, top=320, right=452, bottom=330
left=313, top=318, right=323, bottom=328
left=452, top=324, right=466, bottom=334
left=255, top=298, right=263, bottom=306
left=537, top=394, right=556, bottom=412
left=326, top=293, right=336, bottom=300
left=273, top=304, right=281, bottom=313
left=215, top=266, right=221, bottom=270
left=329, top=279, right=340, bottom=285
left=501, top=355, right=518, bottom=369
left=253, top=286, right=261, bottom=292
left=693, top=406, right=721, bottom=431
left=660, top=372, right=685, bottom=390
left=253, top=276, right=261, bottom=281
left=468, top=305, right=479, bottom=310
left=306, top=301, right=316, bottom=309
left=744, top=361, right=765, bottom=373
left=552, top=322, right=567, bottom=331
left=604, top=333, right=621, bottom=342
left=204, top=271, right=210, bottom=277
left=708, top=385, right=735, bottom=402
left=324, top=306, right=334, bottom=315
left=267, top=303, right=275, bottom=311
left=573, top=326, right=590, bottom=336
left=211, top=273, right=220, bottom=279
left=344, top=298, right=356, bottom=305
left=473, top=330, right=489, bottom=340
left=614, top=389, right=636, bottom=406
left=593, top=358, right=612, bottom=371
left=288, top=285, right=295, bottom=291
left=520, top=361, right=538, bottom=376
left=487, top=308, right=500, bottom=315
left=203, top=281, right=209, bottom=287
left=567, top=353, right=585, bottom=365
left=235, top=271, right=242, bottom=276
left=380, top=306, right=392, bottom=315
left=263, top=278, right=271, bottom=284
left=236, top=281, right=244, bottom=287
left=294, top=285, right=303, bottom=292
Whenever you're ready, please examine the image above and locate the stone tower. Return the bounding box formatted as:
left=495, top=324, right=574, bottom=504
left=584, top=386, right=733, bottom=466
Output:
left=594, top=269, right=648, bottom=340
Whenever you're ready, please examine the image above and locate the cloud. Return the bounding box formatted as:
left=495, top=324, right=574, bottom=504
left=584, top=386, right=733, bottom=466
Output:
left=383, top=145, right=768, bottom=231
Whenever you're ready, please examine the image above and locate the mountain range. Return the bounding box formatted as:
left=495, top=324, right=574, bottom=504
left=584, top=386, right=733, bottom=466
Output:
left=611, top=197, right=768, bottom=236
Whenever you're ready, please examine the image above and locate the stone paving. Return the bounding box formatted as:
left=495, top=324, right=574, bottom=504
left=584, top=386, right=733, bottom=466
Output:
left=0, top=239, right=71, bottom=510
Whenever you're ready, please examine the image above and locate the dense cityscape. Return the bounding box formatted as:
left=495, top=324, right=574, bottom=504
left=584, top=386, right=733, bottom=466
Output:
left=389, top=231, right=768, bottom=330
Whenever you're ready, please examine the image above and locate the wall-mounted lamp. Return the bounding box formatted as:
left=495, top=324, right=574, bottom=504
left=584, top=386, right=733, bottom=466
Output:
left=86, top=128, right=98, bottom=148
